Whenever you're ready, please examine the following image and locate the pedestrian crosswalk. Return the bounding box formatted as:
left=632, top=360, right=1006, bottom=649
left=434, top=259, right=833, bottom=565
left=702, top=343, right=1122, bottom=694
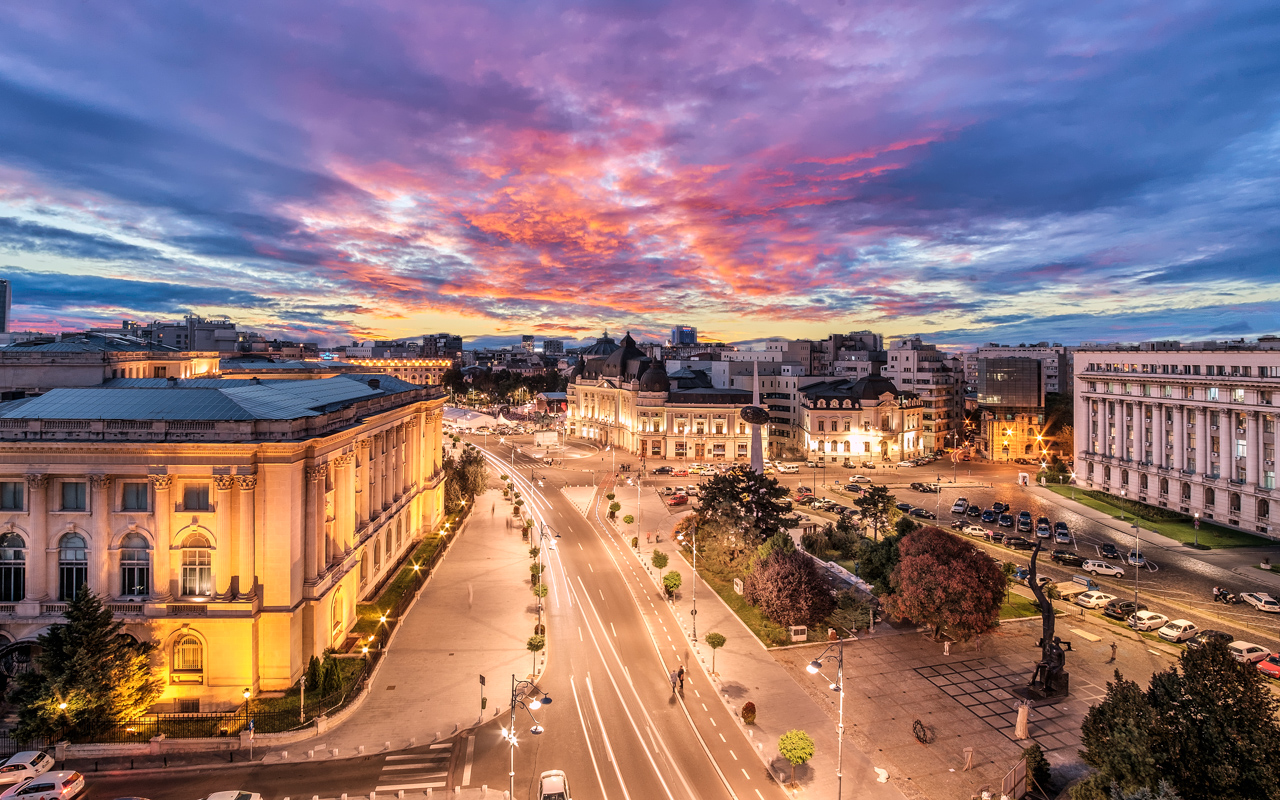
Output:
left=375, top=742, right=453, bottom=792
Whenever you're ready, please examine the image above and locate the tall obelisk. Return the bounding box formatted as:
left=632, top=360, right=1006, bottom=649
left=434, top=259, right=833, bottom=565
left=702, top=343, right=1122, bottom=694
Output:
left=741, top=361, right=768, bottom=474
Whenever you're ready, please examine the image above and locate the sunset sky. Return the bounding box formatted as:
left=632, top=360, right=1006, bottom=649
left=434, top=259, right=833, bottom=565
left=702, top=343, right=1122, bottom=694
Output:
left=0, top=1, right=1277, bottom=348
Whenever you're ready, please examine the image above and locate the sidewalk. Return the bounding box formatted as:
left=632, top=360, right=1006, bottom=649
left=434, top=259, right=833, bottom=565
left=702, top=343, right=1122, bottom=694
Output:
left=600, top=482, right=907, bottom=800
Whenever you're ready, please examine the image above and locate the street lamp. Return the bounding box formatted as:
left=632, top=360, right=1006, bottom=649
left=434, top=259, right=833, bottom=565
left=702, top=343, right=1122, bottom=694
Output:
left=806, top=637, right=846, bottom=800
left=677, top=524, right=698, bottom=642
left=504, top=675, right=552, bottom=799
left=243, top=687, right=252, bottom=730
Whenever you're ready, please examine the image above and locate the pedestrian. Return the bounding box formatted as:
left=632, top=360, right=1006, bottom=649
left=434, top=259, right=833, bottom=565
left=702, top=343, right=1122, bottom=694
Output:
left=1108, top=642, right=1117, bottom=663
left=1213, top=586, right=1220, bottom=602
left=669, top=669, right=678, bottom=694
left=677, top=665, right=686, bottom=691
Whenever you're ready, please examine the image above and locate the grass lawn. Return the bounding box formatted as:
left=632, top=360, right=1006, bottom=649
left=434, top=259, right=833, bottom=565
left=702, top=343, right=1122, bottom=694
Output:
left=676, top=551, right=791, bottom=647
left=1000, top=593, right=1041, bottom=620
left=252, top=658, right=366, bottom=716
left=353, top=535, right=444, bottom=637
left=1044, top=485, right=1272, bottom=548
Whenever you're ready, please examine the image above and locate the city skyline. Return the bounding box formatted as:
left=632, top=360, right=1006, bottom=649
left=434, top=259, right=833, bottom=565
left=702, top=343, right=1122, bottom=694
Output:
left=0, top=2, right=1277, bottom=347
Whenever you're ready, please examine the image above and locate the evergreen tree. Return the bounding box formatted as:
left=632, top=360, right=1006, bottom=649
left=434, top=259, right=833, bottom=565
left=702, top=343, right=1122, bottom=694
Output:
left=8, top=590, right=161, bottom=741
left=319, top=655, right=342, bottom=696
left=854, top=484, right=896, bottom=541
left=695, top=469, right=792, bottom=551
left=305, top=654, right=321, bottom=692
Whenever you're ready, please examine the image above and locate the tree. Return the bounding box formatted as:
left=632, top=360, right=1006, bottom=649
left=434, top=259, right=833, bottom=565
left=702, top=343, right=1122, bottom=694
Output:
left=828, top=589, right=872, bottom=635
left=1023, top=742, right=1052, bottom=796
left=894, top=515, right=920, bottom=536
left=883, top=526, right=1004, bottom=641
left=9, top=590, right=162, bottom=741
left=854, top=485, right=895, bottom=541
left=318, top=654, right=342, bottom=696
left=526, top=634, right=545, bottom=672
left=305, top=654, right=321, bottom=692
left=853, top=534, right=900, bottom=595
left=778, top=729, right=815, bottom=785
left=695, top=469, right=792, bottom=551
left=663, top=571, right=682, bottom=597
left=704, top=632, right=726, bottom=673
left=1074, top=640, right=1280, bottom=800
left=755, top=530, right=795, bottom=563
left=743, top=549, right=834, bottom=627
left=651, top=549, right=669, bottom=576
left=608, top=501, right=621, bottom=519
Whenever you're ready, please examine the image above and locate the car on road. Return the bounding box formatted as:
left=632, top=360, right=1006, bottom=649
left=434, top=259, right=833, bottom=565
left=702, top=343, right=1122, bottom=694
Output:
left=895, top=502, right=913, bottom=512
left=806, top=460, right=820, bottom=468
left=0, top=773, right=87, bottom=800
left=673, top=468, right=689, bottom=477
left=1050, top=550, right=1085, bottom=567
left=1002, top=536, right=1034, bottom=550
left=1258, top=654, right=1280, bottom=679
left=1127, top=550, right=1146, bottom=566
left=0, top=753, right=54, bottom=786
left=700, top=467, right=717, bottom=476
left=539, top=769, right=571, bottom=800
left=778, top=463, right=800, bottom=473
left=966, top=505, right=983, bottom=518
left=1100, top=542, right=1120, bottom=559
left=1075, top=591, right=1117, bottom=609
left=1158, top=619, right=1200, bottom=643
left=1229, top=641, right=1271, bottom=664
left=1082, top=559, right=1123, bottom=577
left=1242, top=592, right=1280, bottom=613
left=1187, top=629, right=1233, bottom=650
left=851, top=475, right=871, bottom=483
left=951, top=498, right=968, bottom=514
left=1103, top=598, right=1148, bottom=621
left=909, top=508, right=937, bottom=519
left=998, top=514, right=1015, bottom=528
left=980, top=509, right=997, bottom=523
left=862, top=461, right=877, bottom=469
left=1128, top=611, right=1169, bottom=631
left=652, top=466, right=674, bottom=475
left=992, top=502, right=1009, bottom=513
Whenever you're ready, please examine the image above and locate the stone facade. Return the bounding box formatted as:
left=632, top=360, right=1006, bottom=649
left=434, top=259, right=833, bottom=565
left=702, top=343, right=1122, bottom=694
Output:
left=799, top=377, right=925, bottom=463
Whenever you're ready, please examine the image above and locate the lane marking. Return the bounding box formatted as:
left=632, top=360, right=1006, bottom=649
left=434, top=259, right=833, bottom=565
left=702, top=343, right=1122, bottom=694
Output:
left=611, top=622, right=618, bottom=637
left=571, top=674, right=615, bottom=800
left=462, top=735, right=475, bottom=786
left=590, top=563, right=595, bottom=572
left=376, top=782, right=447, bottom=791
left=580, top=626, right=584, bottom=642
left=729, top=750, right=738, bottom=761
left=719, top=734, right=726, bottom=742
left=741, top=769, right=751, bottom=780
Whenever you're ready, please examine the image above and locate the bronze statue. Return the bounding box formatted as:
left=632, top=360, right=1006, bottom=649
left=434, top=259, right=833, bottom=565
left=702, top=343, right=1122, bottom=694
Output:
left=1026, top=541, right=1069, bottom=698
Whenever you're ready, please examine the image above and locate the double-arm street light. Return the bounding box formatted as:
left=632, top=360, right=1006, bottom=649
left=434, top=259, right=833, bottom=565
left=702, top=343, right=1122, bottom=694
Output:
left=807, top=637, right=847, bottom=800
left=503, top=675, right=552, bottom=798
left=677, top=524, right=698, bottom=641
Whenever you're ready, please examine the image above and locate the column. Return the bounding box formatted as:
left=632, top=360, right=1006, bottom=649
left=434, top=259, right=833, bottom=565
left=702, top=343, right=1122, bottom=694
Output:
left=356, top=439, right=372, bottom=528
left=89, top=476, right=112, bottom=597
left=235, top=475, right=257, bottom=599
left=333, top=454, right=353, bottom=555
left=382, top=431, right=394, bottom=506
left=148, top=475, right=172, bottom=599
left=24, top=475, right=49, bottom=601
left=212, top=476, right=235, bottom=598
left=1102, top=400, right=1112, bottom=456
left=401, top=422, right=413, bottom=494
left=1116, top=403, right=1128, bottom=461
left=1173, top=406, right=1186, bottom=471
left=304, top=465, right=325, bottom=584
left=1134, top=404, right=1146, bottom=462
left=1155, top=403, right=1166, bottom=467
left=1196, top=406, right=1209, bottom=476
left=391, top=425, right=403, bottom=500
left=1247, top=411, right=1261, bottom=487
left=370, top=434, right=384, bottom=515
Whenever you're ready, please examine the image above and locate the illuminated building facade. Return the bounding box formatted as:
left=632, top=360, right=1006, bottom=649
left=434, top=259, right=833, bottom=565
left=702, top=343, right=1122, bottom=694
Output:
left=341, top=357, right=452, bottom=386
left=798, top=377, right=925, bottom=463
left=0, top=375, right=445, bottom=710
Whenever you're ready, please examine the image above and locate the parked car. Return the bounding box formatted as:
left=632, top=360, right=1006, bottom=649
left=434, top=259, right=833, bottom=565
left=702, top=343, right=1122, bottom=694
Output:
left=951, top=498, right=968, bottom=514
left=998, top=514, right=1014, bottom=528
left=1053, top=530, right=1072, bottom=545
left=1242, top=592, right=1280, bottom=613
left=1158, top=619, right=1199, bottom=643
left=992, top=502, right=1009, bottom=513
left=895, top=502, right=913, bottom=512
left=1128, top=550, right=1146, bottom=566
left=966, top=505, right=983, bottom=518
left=538, top=770, right=571, bottom=800
left=667, top=494, right=689, bottom=506
left=1018, top=510, right=1032, bottom=523
left=1257, top=654, right=1280, bottom=679
left=1228, top=641, right=1271, bottom=664
left=1003, top=536, right=1034, bottom=550
left=1100, top=542, right=1120, bottom=559
left=1075, top=591, right=1117, bottom=609
left=1082, top=559, right=1123, bottom=577
left=1050, top=550, right=1085, bottom=567
left=1035, top=523, right=1051, bottom=538
left=0, top=773, right=87, bottom=800
left=0, top=753, right=54, bottom=786
left=1053, top=521, right=1069, bottom=536
left=1129, top=611, right=1169, bottom=631
left=1187, top=629, right=1233, bottom=650
left=1017, top=517, right=1033, bottom=533
left=202, top=794, right=264, bottom=800
left=981, top=510, right=998, bottom=523
left=909, top=508, right=937, bottom=520
left=1036, top=516, right=1050, bottom=528
left=851, top=475, right=871, bottom=483
left=961, top=524, right=991, bottom=537
left=806, top=461, right=820, bottom=468
left=862, top=461, right=877, bottom=469
left=652, top=466, right=674, bottom=475
left=1103, top=599, right=1148, bottom=621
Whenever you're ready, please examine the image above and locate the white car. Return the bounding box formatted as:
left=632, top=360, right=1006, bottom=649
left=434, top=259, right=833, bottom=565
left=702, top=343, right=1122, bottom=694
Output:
left=700, top=468, right=717, bottom=476
left=1083, top=559, right=1124, bottom=578
left=0, top=773, right=85, bottom=800
left=1128, top=611, right=1169, bottom=631
left=951, top=499, right=968, bottom=513
left=961, top=524, right=991, bottom=537
left=851, top=475, right=871, bottom=483
left=1075, top=591, right=1117, bottom=609
left=1228, top=641, right=1271, bottom=664
left=539, top=769, right=571, bottom=800
left=0, top=753, right=54, bottom=786
left=1158, top=619, right=1199, bottom=643
left=778, top=464, right=800, bottom=474
left=1242, top=592, right=1280, bottom=613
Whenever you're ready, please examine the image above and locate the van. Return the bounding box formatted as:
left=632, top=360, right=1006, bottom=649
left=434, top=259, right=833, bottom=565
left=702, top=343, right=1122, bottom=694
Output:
left=778, top=463, right=800, bottom=474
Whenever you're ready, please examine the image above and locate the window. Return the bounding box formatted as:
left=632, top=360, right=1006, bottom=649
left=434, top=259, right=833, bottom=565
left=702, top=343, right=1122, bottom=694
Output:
left=58, top=533, right=88, bottom=601
left=0, top=482, right=22, bottom=511
left=61, top=482, right=87, bottom=511
left=180, top=534, right=213, bottom=597
left=121, top=482, right=148, bottom=511
left=1159, top=477, right=1169, bottom=496
left=359, top=554, right=368, bottom=587
left=374, top=539, right=382, bottom=569
left=332, top=588, right=346, bottom=639
left=172, top=635, right=203, bottom=672
left=1204, top=487, right=1216, bottom=508
left=1260, top=499, right=1270, bottom=520
left=0, top=533, right=25, bottom=602
left=817, top=421, right=825, bottom=432
left=1230, top=493, right=1242, bottom=514
left=119, top=532, right=150, bottom=597
left=1181, top=482, right=1191, bottom=501
left=183, top=484, right=210, bottom=512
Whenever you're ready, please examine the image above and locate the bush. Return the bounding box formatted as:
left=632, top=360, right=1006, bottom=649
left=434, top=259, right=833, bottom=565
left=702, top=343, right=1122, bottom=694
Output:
left=609, top=501, right=622, bottom=519
left=532, top=583, right=548, bottom=598
left=741, top=701, right=757, bottom=725
left=1082, top=490, right=1188, bottom=522
left=606, top=493, right=616, bottom=501
left=800, top=529, right=830, bottom=557
left=527, top=634, right=545, bottom=653
left=500, top=474, right=509, bottom=482
left=623, top=514, right=635, bottom=524
left=663, top=571, right=683, bottom=597
left=530, top=562, right=544, bottom=582
left=895, top=516, right=920, bottom=536
left=529, top=546, right=540, bottom=558
left=631, top=536, right=639, bottom=548
left=1023, top=742, right=1052, bottom=795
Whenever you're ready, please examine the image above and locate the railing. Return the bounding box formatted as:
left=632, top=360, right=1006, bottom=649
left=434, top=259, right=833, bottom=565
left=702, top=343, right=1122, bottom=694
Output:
left=39, top=604, right=67, bottom=615
left=0, top=733, right=47, bottom=759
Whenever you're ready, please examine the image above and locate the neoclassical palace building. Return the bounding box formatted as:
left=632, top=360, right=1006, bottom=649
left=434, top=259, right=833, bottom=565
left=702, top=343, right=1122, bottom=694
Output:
left=0, top=374, right=445, bottom=710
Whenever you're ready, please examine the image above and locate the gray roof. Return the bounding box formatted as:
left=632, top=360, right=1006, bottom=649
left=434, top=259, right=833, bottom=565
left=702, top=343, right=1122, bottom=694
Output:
left=0, top=374, right=420, bottom=421
left=0, top=333, right=183, bottom=354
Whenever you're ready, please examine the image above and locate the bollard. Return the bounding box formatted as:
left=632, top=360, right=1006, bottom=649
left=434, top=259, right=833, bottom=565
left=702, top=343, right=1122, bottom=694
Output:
left=370, top=793, right=376, bottom=800
left=308, top=750, right=315, bottom=759
left=409, top=737, right=416, bottom=747
left=359, top=745, right=365, bottom=754
left=331, top=748, right=339, bottom=758
left=342, top=794, right=348, bottom=800
left=281, top=751, right=288, bottom=761
left=385, top=741, right=392, bottom=751
left=399, top=792, right=405, bottom=799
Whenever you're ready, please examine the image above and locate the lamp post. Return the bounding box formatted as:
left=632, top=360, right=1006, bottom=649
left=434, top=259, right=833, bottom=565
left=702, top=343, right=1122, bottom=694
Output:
left=806, top=637, right=846, bottom=800
left=677, top=524, right=698, bottom=642
left=1194, top=512, right=1200, bottom=547
left=503, top=674, right=552, bottom=799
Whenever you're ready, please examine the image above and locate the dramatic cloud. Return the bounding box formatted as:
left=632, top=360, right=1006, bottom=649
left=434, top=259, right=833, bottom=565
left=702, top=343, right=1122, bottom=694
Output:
left=0, top=0, right=1276, bottom=345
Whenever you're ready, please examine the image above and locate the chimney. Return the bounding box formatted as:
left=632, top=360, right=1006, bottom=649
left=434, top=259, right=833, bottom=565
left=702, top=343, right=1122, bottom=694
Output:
left=368, top=378, right=381, bottom=390
left=167, top=376, right=178, bottom=386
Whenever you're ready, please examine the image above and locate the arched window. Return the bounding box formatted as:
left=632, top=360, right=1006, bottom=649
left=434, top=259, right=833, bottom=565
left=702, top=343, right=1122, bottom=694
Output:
left=1024, top=444, right=1034, bottom=454
left=1159, top=477, right=1169, bottom=495
left=374, top=539, right=382, bottom=569
left=172, top=635, right=203, bottom=673
left=58, top=533, right=88, bottom=601
left=1121, top=470, right=1129, bottom=487
left=119, top=533, right=151, bottom=598
left=359, top=553, right=368, bottom=587
left=1260, top=499, right=1270, bottom=520
left=384, top=529, right=392, bottom=559
left=0, top=533, right=25, bottom=602
left=1139, top=474, right=1148, bottom=491
left=331, top=587, right=345, bottom=640
left=180, top=534, right=213, bottom=597
left=1230, top=493, right=1241, bottom=513
left=1104, top=466, right=1112, bottom=481
left=1204, top=487, right=1216, bottom=508
left=1181, top=482, right=1191, bottom=501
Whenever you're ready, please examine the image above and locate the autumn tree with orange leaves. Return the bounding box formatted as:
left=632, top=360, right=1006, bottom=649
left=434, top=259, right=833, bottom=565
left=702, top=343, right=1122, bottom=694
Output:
left=883, top=526, right=1005, bottom=642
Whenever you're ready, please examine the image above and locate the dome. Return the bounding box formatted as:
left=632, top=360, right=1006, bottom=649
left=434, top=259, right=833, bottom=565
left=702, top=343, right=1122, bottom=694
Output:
left=638, top=360, right=669, bottom=392
left=579, top=331, right=620, bottom=357
left=601, top=332, right=646, bottom=379
left=851, top=374, right=900, bottom=400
